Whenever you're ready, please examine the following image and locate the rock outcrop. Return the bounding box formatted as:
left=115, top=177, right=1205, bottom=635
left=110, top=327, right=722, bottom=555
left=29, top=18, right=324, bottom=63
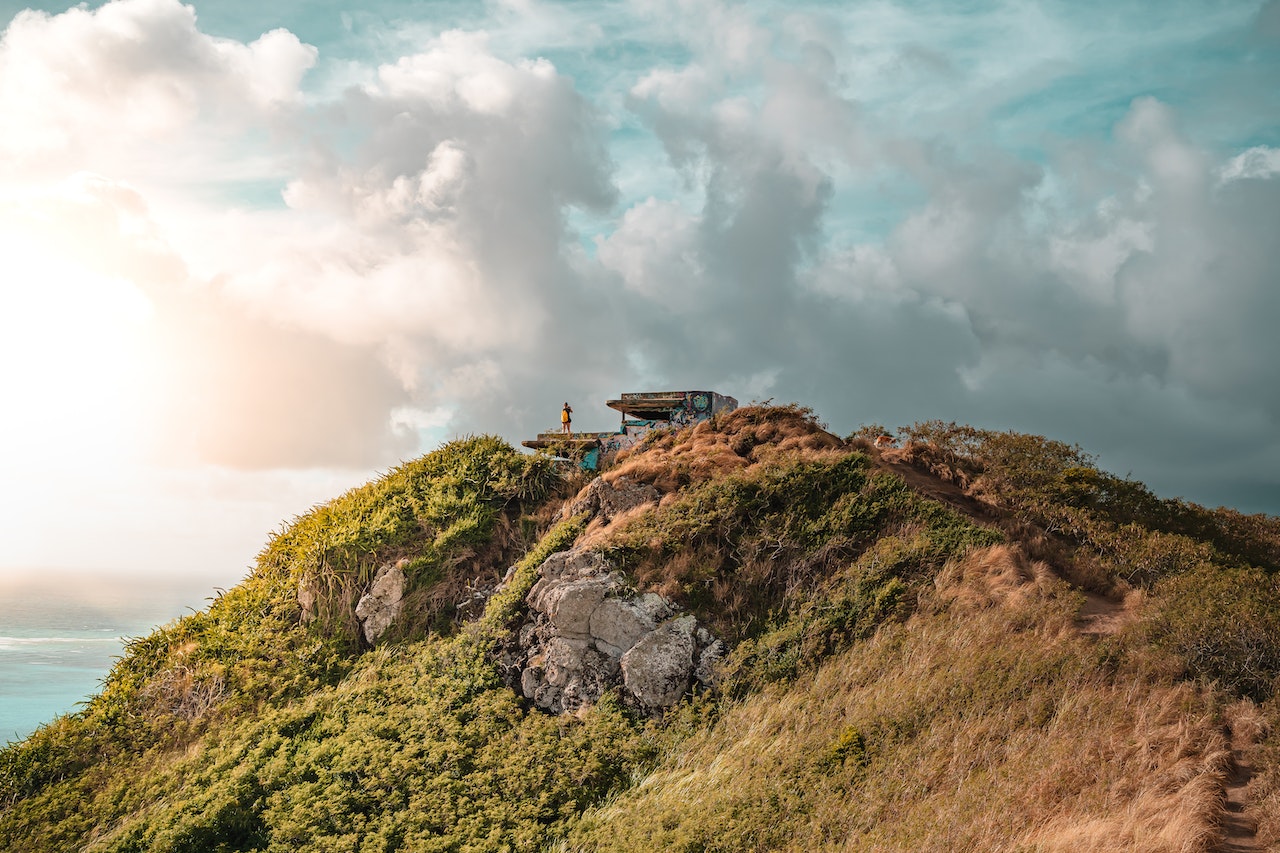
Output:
left=501, top=548, right=723, bottom=714
left=355, top=559, right=408, bottom=644
left=559, top=476, right=661, bottom=524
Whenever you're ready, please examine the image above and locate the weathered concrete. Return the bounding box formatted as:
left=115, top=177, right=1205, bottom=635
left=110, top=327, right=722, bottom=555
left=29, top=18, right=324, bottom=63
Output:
left=523, top=389, right=737, bottom=470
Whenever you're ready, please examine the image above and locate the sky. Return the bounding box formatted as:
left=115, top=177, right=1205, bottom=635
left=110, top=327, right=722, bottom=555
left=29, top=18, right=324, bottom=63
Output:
left=0, top=0, right=1277, bottom=582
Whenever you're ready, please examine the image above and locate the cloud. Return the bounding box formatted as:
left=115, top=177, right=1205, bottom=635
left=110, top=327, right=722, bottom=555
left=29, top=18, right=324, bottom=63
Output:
left=1257, top=0, right=1280, bottom=39
left=0, top=0, right=315, bottom=181
left=601, top=13, right=1280, bottom=513
left=0, top=0, right=401, bottom=473
left=2, top=0, right=1278, bottom=530
left=795, top=94, right=1280, bottom=508
left=1219, top=146, right=1280, bottom=183
left=0, top=4, right=621, bottom=471
left=200, top=27, right=629, bottom=436
left=0, top=171, right=416, bottom=471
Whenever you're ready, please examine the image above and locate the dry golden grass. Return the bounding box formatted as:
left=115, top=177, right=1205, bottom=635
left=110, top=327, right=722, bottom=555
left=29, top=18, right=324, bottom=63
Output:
left=1226, top=700, right=1270, bottom=748
left=567, top=574, right=1236, bottom=853
left=878, top=440, right=978, bottom=490
left=603, top=405, right=846, bottom=493
left=574, top=501, right=660, bottom=551
left=934, top=543, right=1063, bottom=615
left=553, top=409, right=1280, bottom=852
left=879, top=441, right=1130, bottom=596
left=1234, top=699, right=1280, bottom=849
left=1023, top=687, right=1230, bottom=853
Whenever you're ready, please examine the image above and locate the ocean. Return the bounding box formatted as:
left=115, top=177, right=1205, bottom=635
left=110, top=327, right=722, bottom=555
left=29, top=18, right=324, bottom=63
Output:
left=0, top=571, right=240, bottom=744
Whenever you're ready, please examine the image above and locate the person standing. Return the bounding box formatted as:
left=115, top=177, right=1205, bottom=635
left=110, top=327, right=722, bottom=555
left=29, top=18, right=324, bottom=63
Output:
left=561, top=402, right=573, bottom=435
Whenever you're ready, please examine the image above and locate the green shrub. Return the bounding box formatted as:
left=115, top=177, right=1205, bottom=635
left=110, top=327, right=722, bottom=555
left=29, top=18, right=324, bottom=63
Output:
left=1144, top=564, right=1280, bottom=701
left=899, top=421, right=1280, bottom=585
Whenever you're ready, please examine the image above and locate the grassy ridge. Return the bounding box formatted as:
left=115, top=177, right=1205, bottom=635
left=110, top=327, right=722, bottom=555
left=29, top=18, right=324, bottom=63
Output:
left=3, top=407, right=1280, bottom=851
left=84, top=516, right=668, bottom=853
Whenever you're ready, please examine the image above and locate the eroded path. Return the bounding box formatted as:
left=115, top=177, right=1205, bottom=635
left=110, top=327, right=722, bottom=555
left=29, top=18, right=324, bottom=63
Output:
left=877, top=444, right=1268, bottom=852
left=1075, top=591, right=1131, bottom=636
left=1219, top=725, right=1262, bottom=853
left=875, top=454, right=993, bottom=522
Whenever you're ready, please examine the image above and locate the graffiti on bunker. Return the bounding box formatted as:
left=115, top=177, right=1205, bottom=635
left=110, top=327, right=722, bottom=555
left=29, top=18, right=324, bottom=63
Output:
left=522, top=390, right=738, bottom=469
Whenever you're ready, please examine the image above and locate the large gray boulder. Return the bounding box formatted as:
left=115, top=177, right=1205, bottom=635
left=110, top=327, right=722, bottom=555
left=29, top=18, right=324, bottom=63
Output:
left=502, top=548, right=720, bottom=715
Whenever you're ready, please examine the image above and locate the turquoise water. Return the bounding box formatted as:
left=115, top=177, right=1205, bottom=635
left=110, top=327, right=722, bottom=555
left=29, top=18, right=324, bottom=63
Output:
left=0, top=572, right=237, bottom=744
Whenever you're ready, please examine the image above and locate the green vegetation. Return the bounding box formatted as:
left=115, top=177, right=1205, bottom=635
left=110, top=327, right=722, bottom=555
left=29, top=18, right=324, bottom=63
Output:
left=1, top=436, right=564, bottom=850
left=81, top=518, right=669, bottom=853
left=605, top=448, right=1002, bottom=692
left=1144, top=564, right=1280, bottom=701
left=896, top=420, right=1280, bottom=581
left=265, top=433, right=561, bottom=639
left=4, top=407, right=1280, bottom=851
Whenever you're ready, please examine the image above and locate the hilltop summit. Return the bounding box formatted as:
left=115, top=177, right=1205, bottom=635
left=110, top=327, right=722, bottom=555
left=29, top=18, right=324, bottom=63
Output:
left=4, top=404, right=1280, bottom=852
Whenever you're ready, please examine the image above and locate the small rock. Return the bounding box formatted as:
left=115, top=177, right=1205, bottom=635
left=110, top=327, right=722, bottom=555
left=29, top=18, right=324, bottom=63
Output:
left=558, top=476, right=660, bottom=523
left=695, top=639, right=725, bottom=687
left=596, top=476, right=660, bottom=521
left=543, top=636, right=590, bottom=687
left=559, top=477, right=605, bottom=521
left=297, top=576, right=319, bottom=624
left=635, top=592, right=674, bottom=623
left=493, top=564, right=519, bottom=594
left=534, top=682, right=563, bottom=714
left=355, top=560, right=407, bottom=644
left=538, top=577, right=617, bottom=637
left=520, top=667, right=542, bottom=699
left=533, top=548, right=609, bottom=584
left=518, top=622, right=538, bottom=647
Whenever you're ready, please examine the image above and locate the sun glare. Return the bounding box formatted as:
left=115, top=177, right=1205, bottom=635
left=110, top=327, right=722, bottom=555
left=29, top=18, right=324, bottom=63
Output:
left=0, top=236, right=155, bottom=472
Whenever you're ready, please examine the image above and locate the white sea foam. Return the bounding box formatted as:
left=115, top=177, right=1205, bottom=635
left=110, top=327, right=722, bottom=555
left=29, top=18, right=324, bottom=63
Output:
left=0, top=636, right=124, bottom=647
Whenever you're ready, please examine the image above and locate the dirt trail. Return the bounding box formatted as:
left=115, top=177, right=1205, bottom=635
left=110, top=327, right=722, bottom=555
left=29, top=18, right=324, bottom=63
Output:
left=877, top=451, right=1142, bottom=638
left=1219, top=727, right=1262, bottom=853
left=1075, top=592, right=1131, bottom=636
left=881, top=446, right=1266, bottom=851
left=875, top=457, right=994, bottom=523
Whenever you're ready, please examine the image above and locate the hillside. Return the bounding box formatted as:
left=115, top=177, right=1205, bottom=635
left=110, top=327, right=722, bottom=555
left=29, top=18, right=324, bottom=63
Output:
left=4, top=405, right=1280, bottom=852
